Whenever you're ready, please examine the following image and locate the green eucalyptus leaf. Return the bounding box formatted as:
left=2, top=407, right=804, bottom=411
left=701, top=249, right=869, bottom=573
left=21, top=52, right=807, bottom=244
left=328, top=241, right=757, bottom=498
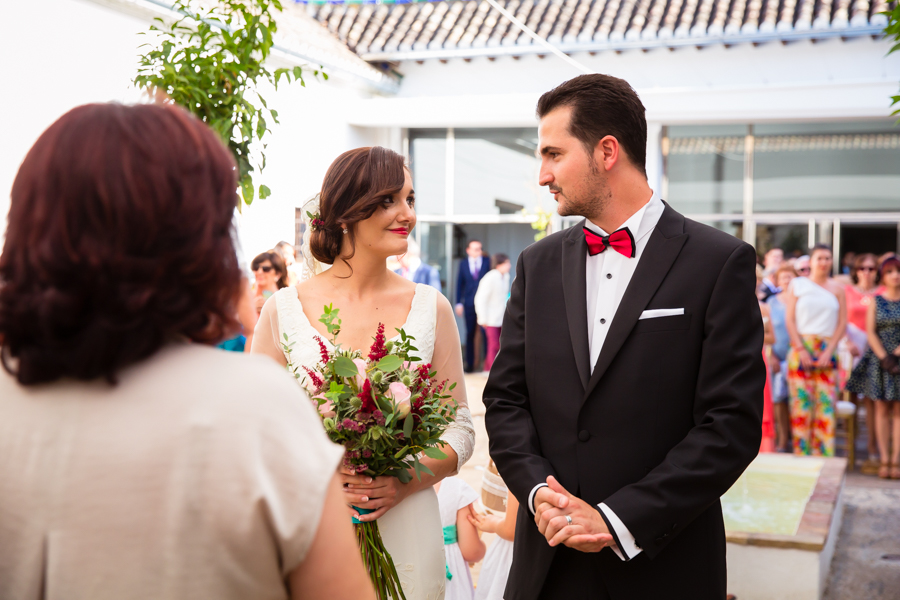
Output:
left=402, top=414, right=413, bottom=440
left=259, top=184, right=271, bottom=199
left=333, top=356, right=359, bottom=378
left=376, top=355, right=402, bottom=373
left=422, top=447, right=447, bottom=460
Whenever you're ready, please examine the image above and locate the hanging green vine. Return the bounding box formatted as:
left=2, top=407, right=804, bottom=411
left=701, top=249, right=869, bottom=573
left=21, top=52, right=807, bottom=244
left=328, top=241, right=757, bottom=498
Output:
left=135, top=0, right=325, bottom=204
left=886, top=3, right=900, bottom=118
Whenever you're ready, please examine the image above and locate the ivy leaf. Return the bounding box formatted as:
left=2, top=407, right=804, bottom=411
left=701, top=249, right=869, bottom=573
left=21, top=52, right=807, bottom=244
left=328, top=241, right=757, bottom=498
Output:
left=259, top=184, right=271, bottom=199
left=240, top=177, right=254, bottom=205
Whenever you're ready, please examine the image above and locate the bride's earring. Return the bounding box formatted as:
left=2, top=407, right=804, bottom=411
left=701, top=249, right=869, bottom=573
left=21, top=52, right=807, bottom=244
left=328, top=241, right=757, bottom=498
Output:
left=342, top=228, right=348, bottom=235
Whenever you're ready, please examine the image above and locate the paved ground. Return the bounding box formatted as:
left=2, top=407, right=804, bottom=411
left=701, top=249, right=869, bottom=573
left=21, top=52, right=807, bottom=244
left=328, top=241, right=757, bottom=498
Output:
left=823, top=474, right=900, bottom=599
left=461, top=374, right=900, bottom=596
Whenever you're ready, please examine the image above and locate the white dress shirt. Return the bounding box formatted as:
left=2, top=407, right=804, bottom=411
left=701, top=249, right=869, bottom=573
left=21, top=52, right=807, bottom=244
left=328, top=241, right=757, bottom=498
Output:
left=528, top=192, right=665, bottom=562
left=468, top=256, right=483, bottom=277
left=401, top=257, right=422, bottom=281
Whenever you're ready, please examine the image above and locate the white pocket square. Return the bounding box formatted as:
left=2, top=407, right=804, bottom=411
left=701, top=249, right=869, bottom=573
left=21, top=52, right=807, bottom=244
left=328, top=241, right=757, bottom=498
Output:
left=639, top=308, right=685, bottom=320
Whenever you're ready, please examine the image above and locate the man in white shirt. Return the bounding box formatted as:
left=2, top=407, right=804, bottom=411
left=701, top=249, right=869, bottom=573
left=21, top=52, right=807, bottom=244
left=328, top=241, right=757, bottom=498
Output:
left=483, top=74, right=765, bottom=600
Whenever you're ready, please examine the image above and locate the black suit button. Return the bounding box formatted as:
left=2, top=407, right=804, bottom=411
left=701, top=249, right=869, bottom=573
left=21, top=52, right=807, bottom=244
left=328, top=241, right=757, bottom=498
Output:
left=578, top=430, right=590, bottom=442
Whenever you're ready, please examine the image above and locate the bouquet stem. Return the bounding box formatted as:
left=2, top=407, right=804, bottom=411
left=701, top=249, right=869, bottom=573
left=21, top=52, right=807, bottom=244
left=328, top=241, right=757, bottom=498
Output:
left=353, top=508, right=407, bottom=600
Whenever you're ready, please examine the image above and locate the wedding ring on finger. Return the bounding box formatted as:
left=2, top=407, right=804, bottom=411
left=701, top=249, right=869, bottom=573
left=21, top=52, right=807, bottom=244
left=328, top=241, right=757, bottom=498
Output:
left=565, top=515, right=573, bottom=527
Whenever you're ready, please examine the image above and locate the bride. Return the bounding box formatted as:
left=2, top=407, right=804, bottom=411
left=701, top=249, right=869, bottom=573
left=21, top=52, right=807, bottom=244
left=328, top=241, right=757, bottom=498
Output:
left=251, top=146, right=475, bottom=600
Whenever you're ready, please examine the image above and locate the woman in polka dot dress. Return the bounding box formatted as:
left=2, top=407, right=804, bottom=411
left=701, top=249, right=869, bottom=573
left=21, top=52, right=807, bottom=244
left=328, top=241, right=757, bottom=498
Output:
left=847, top=255, right=900, bottom=478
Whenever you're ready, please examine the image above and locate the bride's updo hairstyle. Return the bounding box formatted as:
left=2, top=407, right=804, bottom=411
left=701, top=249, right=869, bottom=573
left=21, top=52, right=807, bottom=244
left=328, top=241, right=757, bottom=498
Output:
left=311, top=146, right=407, bottom=266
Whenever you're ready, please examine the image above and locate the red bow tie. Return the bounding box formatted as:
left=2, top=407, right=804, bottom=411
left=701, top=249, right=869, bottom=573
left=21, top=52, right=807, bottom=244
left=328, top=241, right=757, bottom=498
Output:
left=583, top=226, right=636, bottom=258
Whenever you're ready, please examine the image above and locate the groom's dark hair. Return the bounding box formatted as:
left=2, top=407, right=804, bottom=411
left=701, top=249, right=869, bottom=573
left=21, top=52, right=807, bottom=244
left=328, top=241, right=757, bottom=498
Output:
left=537, top=74, right=647, bottom=177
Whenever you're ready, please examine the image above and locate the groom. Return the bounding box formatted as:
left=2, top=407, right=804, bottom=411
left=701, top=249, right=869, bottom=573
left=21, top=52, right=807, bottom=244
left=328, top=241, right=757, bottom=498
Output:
left=483, top=74, right=765, bottom=600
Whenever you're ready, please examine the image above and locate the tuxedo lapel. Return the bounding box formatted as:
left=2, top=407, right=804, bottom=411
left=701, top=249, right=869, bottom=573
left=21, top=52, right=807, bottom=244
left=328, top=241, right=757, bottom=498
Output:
left=561, top=221, right=591, bottom=391
left=583, top=204, right=688, bottom=400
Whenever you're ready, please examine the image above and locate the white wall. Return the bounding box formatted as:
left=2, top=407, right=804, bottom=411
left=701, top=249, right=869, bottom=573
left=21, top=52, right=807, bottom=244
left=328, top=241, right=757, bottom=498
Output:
left=0, top=0, right=388, bottom=262
left=346, top=36, right=900, bottom=127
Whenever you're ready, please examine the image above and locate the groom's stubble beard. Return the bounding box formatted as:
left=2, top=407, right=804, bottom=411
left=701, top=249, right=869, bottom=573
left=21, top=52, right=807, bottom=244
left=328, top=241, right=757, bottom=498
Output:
left=553, top=156, right=611, bottom=221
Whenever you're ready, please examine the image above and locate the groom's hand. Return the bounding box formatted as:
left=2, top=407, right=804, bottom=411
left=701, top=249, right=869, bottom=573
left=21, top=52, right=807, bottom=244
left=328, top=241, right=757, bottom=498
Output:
left=535, top=476, right=615, bottom=553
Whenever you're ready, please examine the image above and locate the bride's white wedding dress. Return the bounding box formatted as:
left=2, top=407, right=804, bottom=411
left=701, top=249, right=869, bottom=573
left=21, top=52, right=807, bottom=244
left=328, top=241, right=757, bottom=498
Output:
left=256, top=283, right=475, bottom=600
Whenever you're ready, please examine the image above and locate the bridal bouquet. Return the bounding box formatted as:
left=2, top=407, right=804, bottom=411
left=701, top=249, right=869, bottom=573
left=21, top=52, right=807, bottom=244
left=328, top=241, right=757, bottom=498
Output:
left=283, top=304, right=458, bottom=600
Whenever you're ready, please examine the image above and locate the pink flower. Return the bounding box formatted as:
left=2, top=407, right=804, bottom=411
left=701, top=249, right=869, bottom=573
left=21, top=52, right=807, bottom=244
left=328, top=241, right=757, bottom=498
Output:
left=313, top=394, right=334, bottom=418
left=388, top=382, right=412, bottom=418
left=353, top=358, right=368, bottom=388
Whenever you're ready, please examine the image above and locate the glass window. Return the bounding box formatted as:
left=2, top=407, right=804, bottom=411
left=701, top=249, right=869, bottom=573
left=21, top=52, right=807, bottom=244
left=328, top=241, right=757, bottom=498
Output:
left=409, top=129, right=447, bottom=215
left=665, top=125, right=746, bottom=216
left=752, top=126, right=900, bottom=213
left=453, top=128, right=553, bottom=216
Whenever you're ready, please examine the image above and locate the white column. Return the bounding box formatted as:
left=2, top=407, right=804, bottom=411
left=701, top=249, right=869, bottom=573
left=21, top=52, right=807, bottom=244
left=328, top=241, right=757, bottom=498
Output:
left=445, top=128, right=455, bottom=302
left=645, top=122, right=664, bottom=197
left=832, top=218, right=841, bottom=275
left=742, top=129, right=755, bottom=248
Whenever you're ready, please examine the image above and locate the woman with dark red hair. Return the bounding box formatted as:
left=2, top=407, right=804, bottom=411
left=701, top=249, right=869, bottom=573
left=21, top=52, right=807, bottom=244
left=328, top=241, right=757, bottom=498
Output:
left=0, top=103, right=373, bottom=600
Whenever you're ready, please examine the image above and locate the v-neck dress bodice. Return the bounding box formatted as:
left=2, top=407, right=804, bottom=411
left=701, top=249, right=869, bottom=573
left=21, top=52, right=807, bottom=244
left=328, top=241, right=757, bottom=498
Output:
left=274, top=284, right=437, bottom=366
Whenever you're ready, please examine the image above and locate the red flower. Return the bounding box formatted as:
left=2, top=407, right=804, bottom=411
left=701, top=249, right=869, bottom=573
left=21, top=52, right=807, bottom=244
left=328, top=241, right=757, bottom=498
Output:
left=303, top=367, right=324, bottom=389
left=358, top=378, right=378, bottom=413
left=416, top=363, right=432, bottom=381
left=368, top=323, right=387, bottom=363
left=315, top=336, right=330, bottom=364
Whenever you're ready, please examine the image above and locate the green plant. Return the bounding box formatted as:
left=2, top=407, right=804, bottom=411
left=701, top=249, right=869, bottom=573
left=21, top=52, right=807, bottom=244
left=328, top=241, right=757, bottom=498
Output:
left=886, top=3, right=900, bottom=117
left=135, top=0, right=326, bottom=204
left=526, top=207, right=554, bottom=242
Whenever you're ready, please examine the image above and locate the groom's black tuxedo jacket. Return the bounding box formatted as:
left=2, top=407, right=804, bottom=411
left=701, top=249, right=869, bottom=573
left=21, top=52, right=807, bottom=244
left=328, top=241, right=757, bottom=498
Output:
left=484, top=203, right=764, bottom=600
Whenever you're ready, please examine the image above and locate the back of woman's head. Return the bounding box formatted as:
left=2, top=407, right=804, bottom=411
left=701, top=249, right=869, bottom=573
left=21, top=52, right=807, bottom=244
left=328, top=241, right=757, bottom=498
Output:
left=0, top=102, right=242, bottom=385
left=311, top=147, right=407, bottom=266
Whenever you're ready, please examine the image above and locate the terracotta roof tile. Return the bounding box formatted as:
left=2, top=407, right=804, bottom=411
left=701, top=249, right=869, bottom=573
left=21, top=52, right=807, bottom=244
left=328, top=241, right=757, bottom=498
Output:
left=306, top=0, right=889, bottom=61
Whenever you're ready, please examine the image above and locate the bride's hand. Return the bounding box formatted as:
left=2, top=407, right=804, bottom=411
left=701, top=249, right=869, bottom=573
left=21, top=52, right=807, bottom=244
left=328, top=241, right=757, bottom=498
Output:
left=341, top=470, right=410, bottom=522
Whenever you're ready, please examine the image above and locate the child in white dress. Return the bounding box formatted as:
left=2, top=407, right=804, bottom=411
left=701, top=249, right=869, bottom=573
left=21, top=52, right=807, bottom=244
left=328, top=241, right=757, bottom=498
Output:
left=435, top=477, right=486, bottom=600
left=469, top=461, right=517, bottom=600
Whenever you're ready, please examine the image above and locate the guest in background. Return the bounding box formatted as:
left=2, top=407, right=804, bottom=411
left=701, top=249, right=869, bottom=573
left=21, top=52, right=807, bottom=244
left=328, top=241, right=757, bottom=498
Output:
left=455, top=240, right=491, bottom=372
left=844, top=252, right=884, bottom=464
left=757, top=265, right=777, bottom=453
left=217, top=276, right=258, bottom=353
left=395, top=238, right=442, bottom=292
left=435, top=477, right=485, bottom=600
left=846, top=256, right=900, bottom=479
left=474, top=253, right=511, bottom=372
left=275, top=241, right=300, bottom=287
left=0, top=102, right=371, bottom=600
left=767, top=264, right=798, bottom=451
left=251, top=251, right=287, bottom=314
left=469, top=461, right=517, bottom=600
left=794, top=254, right=811, bottom=277
left=784, top=245, right=847, bottom=456
left=758, top=247, right=784, bottom=301
left=842, top=251, right=858, bottom=276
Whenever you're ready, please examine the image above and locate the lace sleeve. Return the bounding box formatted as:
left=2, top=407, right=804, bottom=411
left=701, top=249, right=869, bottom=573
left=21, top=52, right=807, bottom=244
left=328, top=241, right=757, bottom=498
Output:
left=432, top=292, right=475, bottom=473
